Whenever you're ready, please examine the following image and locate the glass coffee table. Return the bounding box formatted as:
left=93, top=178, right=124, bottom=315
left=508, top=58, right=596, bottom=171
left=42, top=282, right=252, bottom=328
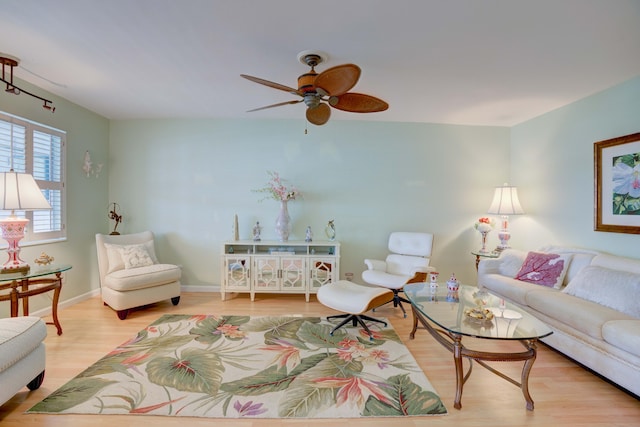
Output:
left=404, top=283, right=552, bottom=410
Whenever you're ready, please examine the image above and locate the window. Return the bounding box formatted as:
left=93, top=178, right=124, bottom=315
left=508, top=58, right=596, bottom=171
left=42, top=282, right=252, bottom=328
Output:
left=0, top=111, right=66, bottom=244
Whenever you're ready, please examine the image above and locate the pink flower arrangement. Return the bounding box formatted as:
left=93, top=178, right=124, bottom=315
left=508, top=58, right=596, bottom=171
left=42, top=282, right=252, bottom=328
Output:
left=254, top=171, right=302, bottom=202
left=474, top=217, right=494, bottom=232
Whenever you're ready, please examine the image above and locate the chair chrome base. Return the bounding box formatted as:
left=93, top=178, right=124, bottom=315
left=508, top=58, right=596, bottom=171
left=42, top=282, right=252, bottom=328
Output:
left=373, top=289, right=410, bottom=318
left=326, top=313, right=388, bottom=340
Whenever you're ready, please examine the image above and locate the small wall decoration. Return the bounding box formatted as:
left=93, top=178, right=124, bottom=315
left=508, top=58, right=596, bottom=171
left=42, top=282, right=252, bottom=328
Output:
left=83, top=150, right=103, bottom=178
left=594, top=132, right=640, bottom=234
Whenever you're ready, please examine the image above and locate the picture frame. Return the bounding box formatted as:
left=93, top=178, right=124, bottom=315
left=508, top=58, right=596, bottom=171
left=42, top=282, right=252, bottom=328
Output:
left=594, top=132, right=640, bottom=234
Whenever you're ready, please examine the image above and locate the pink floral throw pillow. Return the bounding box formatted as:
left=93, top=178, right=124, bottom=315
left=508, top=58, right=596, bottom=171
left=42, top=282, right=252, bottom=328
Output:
left=514, top=251, right=571, bottom=289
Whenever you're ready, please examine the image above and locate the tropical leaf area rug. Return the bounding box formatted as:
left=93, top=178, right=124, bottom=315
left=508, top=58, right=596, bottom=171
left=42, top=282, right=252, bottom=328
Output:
left=28, top=314, right=447, bottom=419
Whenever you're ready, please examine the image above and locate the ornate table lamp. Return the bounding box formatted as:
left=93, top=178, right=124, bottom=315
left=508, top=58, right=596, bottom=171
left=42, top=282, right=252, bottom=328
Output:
left=487, top=183, right=524, bottom=251
left=0, top=170, right=52, bottom=273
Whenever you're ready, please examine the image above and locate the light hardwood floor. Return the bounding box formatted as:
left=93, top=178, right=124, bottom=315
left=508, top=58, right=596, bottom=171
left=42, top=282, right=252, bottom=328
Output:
left=1, top=292, right=639, bottom=426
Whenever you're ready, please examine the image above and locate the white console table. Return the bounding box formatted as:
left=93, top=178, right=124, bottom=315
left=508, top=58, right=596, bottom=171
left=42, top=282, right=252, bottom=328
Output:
left=221, top=240, right=340, bottom=301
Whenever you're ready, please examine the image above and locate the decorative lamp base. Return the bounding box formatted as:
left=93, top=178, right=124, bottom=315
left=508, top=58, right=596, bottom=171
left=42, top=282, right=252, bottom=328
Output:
left=0, top=217, right=30, bottom=274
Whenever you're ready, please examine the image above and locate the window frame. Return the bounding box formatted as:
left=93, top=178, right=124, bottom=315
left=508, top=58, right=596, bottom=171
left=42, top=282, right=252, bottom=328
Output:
left=0, top=111, right=66, bottom=246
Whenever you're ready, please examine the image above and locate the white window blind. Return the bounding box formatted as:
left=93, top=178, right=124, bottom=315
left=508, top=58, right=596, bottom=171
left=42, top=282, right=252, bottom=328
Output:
left=0, top=111, right=66, bottom=244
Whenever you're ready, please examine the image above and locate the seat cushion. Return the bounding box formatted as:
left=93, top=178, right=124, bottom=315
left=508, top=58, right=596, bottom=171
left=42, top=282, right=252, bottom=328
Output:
left=602, top=320, right=640, bottom=355
left=103, top=263, right=181, bottom=292
left=362, top=269, right=411, bottom=289
left=525, top=289, right=633, bottom=340
left=317, top=281, right=393, bottom=314
left=0, top=317, right=47, bottom=374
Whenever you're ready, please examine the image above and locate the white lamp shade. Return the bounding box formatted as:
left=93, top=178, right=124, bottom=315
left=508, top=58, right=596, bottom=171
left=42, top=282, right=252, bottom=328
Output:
left=487, top=184, right=524, bottom=215
left=0, top=171, right=52, bottom=211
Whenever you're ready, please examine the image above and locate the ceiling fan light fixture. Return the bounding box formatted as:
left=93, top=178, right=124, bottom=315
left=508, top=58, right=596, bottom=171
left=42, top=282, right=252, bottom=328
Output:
left=0, top=53, right=56, bottom=113
left=242, top=50, right=387, bottom=126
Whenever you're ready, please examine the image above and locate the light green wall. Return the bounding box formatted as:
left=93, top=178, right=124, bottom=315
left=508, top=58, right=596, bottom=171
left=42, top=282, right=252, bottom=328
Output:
left=511, top=76, right=640, bottom=257
left=109, top=119, right=510, bottom=287
left=0, top=78, right=109, bottom=317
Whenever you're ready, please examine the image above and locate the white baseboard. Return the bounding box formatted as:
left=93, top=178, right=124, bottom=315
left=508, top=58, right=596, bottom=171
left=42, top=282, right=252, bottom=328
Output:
left=29, top=288, right=101, bottom=318
left=28, top=285, right=220, bottom=317
left=181, top=285, right=221, bottom=293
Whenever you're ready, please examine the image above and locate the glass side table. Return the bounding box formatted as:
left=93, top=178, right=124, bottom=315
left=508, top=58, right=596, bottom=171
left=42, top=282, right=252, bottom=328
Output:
left=471, top=250, right=500, bottom=270
left=0, top=264, right=72, bottom=335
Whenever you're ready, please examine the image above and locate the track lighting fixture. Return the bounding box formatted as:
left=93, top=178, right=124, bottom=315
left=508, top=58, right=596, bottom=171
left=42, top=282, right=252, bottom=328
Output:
left=1, top=54, right=56, bottom=113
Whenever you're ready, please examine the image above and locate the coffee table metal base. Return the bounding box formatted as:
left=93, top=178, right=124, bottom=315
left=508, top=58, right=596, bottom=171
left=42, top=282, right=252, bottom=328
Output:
left=410, top=306, right=539, bottom=410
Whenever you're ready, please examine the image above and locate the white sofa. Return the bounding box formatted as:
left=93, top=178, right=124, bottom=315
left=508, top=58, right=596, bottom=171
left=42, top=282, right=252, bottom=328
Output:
left=477, top=246, right=640, bottom=397
left=0, top=317, right=47, bottom=406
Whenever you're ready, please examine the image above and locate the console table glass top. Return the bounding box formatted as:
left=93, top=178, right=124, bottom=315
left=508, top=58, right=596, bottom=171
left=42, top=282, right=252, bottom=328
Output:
left=404, top=283, right=552, bottom=340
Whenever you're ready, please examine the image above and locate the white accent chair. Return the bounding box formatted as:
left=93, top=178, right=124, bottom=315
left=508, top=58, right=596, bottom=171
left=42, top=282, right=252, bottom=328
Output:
left=96, top=231, right=181, bottom=320
left=362, top=232, right=435, bottom=317
left=0, top=316, right=47, bottom=406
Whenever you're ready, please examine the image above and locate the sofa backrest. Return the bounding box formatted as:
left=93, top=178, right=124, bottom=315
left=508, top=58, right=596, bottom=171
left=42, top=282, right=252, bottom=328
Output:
left=590, top=254, right=640, bottom=274
left=537, top=245, right=600, bottom=286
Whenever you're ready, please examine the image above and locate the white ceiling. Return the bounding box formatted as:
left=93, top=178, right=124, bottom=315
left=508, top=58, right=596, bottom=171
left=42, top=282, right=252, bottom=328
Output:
left=1, top=0, right=639, bottom=126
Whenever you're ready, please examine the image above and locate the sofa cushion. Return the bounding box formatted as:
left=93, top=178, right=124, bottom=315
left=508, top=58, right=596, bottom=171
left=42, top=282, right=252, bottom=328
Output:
left=602, top=320, right=640, bottom=356
left=104, top=263, right=181, bottom=291
left=563, top=266, right=640, bottom=318
left=119, top=243, right=154, bottom=269
left=591, top=253, right=640, bottom=275
left=0, top=317, right=47, bottom=373
left=526, top=289, right=629, bottom=340
left=536, top=246, right=599, bottom=285
left=514, top=251, right=570, bottom=289
left=497, top=249, right=527, bottom=277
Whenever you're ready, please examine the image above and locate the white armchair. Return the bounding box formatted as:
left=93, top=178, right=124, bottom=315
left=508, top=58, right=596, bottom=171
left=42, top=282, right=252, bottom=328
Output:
left=362, top=232, right=435, bottom=317
left=96, top=231, right=181, bottom=320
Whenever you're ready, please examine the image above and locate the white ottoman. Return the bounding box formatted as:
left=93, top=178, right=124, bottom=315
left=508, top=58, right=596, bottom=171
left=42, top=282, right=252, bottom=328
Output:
left=317, top=280, right=393, bottom=339
left=0, top=317, right=47, bottom=406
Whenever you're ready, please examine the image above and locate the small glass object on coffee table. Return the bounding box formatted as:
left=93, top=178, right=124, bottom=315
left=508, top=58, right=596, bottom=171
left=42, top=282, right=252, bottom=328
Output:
left=404, top=283, right=552, bottom=411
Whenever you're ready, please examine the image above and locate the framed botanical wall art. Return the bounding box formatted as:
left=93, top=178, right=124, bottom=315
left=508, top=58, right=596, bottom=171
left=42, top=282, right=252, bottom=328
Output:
left=594, top=132, right=640, bottom=234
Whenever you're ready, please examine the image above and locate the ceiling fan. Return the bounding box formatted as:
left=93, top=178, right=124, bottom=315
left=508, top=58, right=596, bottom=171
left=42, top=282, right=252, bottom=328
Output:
left=241, top=50, right=389, bottom=126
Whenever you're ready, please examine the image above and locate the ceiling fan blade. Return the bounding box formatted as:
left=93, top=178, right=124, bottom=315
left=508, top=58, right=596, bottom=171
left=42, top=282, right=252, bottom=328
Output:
left=247, top=99, right=302, bottom=112
left=314, top=64, right=361, bottom=96
left=241, top=74, right=301, bottom=95
left=329, top=92, right=389, bottom=113
left=306, top=103, right=331, bottom=125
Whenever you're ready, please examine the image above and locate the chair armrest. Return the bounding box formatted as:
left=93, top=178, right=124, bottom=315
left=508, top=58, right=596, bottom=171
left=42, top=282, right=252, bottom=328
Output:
left=364, top=259, right=387, bottom=271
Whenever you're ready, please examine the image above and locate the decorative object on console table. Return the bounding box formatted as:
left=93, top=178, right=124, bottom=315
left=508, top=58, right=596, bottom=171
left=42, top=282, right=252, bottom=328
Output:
left=325, top=219, right=336, bottom=241
left=253, top=171, right=302, bottom=242
left=253, top=221, right=262, bottom=241
left=305, top=225, right=313, bottom=242
left=275, top=200, right=291, bottom=241
left=0, top=170, right=52, bottom=274
left=233, top=214, right=239, bottom=240
left=487, top=183, right=524, bottom=251
left=594, top=132, right=640, bottom=234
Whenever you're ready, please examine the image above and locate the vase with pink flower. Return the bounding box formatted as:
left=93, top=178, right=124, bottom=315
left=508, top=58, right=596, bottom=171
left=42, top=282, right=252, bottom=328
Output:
left=254, top=171, right=302, bottom=242
left=474, top=217, right=494, bottom=254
